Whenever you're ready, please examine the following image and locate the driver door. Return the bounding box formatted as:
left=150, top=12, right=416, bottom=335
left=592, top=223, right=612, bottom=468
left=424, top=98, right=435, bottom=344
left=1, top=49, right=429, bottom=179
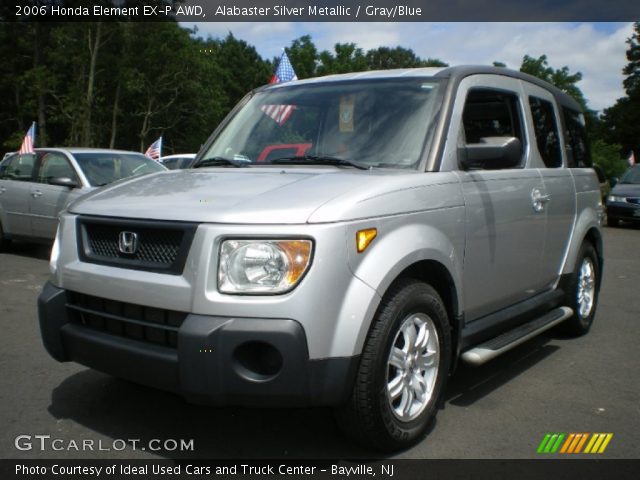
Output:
left=30, top=151, right=83, bottom=240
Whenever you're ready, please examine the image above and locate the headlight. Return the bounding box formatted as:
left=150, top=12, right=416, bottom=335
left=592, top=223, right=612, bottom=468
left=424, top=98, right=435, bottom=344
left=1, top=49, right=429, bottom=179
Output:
left=218, top=239, right=313, bottom=294
left=607, top=195, right=625, bottom=203
left=49, top=226, right=61, bottom=277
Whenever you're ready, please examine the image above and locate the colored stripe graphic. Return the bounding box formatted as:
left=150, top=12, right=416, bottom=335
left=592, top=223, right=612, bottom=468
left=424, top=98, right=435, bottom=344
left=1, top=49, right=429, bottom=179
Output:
left=584, top=433, right=614, bottom=454
left=538, top=433, right=613, bottom=454
left=537, top=433, right=565, bottom=453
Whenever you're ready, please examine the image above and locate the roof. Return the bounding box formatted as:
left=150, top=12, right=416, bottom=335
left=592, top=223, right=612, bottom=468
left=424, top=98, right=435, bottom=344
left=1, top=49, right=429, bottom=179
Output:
left=264, top=65, right=582, bottom=111
left=34, top=147, right=146, bottom=155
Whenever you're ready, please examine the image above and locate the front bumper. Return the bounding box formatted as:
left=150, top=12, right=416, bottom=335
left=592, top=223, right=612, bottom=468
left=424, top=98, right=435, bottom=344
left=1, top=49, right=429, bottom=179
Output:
left=607, top=203, right=640, bottom=222
left=38, top=282, right=358, bottom=407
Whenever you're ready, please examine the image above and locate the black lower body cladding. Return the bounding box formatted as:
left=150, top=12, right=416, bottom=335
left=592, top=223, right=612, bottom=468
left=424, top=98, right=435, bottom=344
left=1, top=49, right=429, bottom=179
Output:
left=38, top=282, right=358, bottom=407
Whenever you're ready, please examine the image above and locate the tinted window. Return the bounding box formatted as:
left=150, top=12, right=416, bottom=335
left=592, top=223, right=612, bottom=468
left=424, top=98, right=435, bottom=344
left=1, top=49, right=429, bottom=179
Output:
left=529, top=97, right=562, bottom=168
left=462, top=89, right=525, bottom=168
left=563, top=107, right=592, bottom=168
left=37, top=152, right=78, bottom=185
left=0, top=153, right=36, bottom=181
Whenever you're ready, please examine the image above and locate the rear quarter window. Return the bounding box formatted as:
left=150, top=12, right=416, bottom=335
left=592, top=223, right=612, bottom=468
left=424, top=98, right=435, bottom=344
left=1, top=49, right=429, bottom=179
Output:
left=563, top=107, right=592, bottom=168
left=529, top=96, right=562, bottom=168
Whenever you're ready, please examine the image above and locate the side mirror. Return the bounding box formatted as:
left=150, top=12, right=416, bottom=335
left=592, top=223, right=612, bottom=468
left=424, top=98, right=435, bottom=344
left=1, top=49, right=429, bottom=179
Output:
left=49, top=176, right=79, bottom=189
left=610, top=177, right=619, bottom=188
left=459, top=136, right=522, bottom=170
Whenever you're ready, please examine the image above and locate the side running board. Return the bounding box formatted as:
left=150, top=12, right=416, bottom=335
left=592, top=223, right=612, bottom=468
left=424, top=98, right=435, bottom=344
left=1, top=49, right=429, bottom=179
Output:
left=461, top=306, right=573, bottom=366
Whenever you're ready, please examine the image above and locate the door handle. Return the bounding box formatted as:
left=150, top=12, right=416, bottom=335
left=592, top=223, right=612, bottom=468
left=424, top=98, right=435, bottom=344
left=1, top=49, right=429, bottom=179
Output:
left=31, top=190, right=43, bottom=198
left=531, top=189, right=550, bottom=212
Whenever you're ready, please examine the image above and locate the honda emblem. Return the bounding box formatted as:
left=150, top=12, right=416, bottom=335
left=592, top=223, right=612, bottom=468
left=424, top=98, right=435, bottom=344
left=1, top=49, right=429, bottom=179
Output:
left=118, top=231, right=138, bottom=255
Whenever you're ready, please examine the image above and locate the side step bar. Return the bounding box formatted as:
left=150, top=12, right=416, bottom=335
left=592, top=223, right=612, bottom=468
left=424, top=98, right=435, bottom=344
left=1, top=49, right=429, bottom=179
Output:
left=461, top=306, right=573, bottom=366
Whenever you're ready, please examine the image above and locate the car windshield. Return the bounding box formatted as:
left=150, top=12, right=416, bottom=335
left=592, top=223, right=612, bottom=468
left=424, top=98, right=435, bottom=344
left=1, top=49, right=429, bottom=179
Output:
left=619, top=165, right=640, bottom=184
left=198, top=78, right=444, bottom=169
left=72, top=152, right=165, bottom=186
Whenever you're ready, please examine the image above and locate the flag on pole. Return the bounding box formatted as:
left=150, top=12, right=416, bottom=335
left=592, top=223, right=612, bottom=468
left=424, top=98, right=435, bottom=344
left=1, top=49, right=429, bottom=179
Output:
left=262, top=50, right=298, bottom=125
left=145, top=136, right=162, bottom=160
left=628, top=150, right=636, bottom=166
left=270, top=51, right=298, bottom=84
left=19, top=122, right=36, bottom=154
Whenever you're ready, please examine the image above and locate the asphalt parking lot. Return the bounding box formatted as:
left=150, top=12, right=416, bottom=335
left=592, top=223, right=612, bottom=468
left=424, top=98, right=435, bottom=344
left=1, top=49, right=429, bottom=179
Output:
left=1, top=226, right=639, bottom=460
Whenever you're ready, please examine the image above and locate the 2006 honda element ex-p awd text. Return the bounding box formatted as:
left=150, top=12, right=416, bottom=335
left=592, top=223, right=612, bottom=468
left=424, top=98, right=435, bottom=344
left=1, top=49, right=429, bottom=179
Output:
left=38, top=66, right=603, bottom=451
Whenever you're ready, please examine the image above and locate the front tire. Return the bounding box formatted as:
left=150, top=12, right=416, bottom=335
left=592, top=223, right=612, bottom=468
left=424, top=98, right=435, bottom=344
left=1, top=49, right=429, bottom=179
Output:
left=561, top=242, right=600, bottom=336
left=336, top=279, right=451, bottom=451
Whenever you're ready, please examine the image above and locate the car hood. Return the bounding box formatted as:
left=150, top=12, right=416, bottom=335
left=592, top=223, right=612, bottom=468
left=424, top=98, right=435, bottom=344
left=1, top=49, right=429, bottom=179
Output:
left=610, top=183, right=640, bottom=197
left=68, top=167, right=456, bottom=224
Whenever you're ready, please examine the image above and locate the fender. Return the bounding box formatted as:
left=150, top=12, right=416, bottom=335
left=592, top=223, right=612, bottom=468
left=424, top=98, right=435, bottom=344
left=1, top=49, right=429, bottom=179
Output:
left=560, top=200, right=603, bottom=278
left=341, top=209, right=466, bottom=356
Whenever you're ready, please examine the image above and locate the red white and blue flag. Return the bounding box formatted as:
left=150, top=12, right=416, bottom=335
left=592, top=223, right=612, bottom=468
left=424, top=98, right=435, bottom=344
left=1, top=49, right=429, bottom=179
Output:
left=19, top=122, right=36, bottom=154
left=270, top=51, right=298, bottom=84
left=145, top=136, right=162, bottom=160
left=628, top=150, right=636, bottom=166
left=262, top=50, right=298, bottom=125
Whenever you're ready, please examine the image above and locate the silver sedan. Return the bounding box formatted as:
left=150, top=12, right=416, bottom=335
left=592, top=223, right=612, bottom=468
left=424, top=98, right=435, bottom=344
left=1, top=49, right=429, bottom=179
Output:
left=0, top=148, right=166, bottom=247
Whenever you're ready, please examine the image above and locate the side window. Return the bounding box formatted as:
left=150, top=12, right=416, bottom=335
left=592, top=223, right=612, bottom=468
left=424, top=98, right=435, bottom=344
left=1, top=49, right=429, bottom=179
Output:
left=37, top=153, right=78, bottom=185
left=461, top=88, right=526, bottom=169
left=529, top=96, right=562, bottom=168
left=0, top=153, right=36, bottom=181
left=0, top=154, right=16, bottom=179
left=563, top=107, right=592, bottom=168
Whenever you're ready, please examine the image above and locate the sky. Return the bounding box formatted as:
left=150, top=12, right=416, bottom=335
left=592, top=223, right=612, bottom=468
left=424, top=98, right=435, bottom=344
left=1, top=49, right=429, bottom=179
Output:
left=186, top=22, right=634, bottom=112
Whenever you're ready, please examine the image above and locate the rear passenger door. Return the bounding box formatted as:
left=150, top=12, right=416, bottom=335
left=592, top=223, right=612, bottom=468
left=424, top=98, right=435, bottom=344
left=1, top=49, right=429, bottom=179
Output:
left=522, top=84, right=576, bottom=288
left=447, top=75, right=548, bottom=321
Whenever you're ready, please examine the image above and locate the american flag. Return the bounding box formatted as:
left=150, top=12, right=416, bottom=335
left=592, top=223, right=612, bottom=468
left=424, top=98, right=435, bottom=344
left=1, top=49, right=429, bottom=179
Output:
left=628, top=150, right=636, bottom=166
left=262, top=50, right=298, bottom=125
left=261, top=104, right=296, bottom=125
left=270, top=51, right=298, bottom=84
left=19, top=122, right=36, bottom=154
left=145, top=136, right=162, bottom=160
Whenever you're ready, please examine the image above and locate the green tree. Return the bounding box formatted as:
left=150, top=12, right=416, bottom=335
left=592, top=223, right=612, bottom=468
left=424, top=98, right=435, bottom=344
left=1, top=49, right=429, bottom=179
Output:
left=591, top=139, right=628, bottom=179
left=601, top=22, right=640, bottom=158
left=317, top=43, right=368, bottom=75
left=211, top=33, right=271, bottom=113
left=286, top=35, right=318, bottom=79
left=520, top=54, right=588, bottom=110
left=622, top=22, right=640, bottom=95
left=365, top=46, right=447, bottom=69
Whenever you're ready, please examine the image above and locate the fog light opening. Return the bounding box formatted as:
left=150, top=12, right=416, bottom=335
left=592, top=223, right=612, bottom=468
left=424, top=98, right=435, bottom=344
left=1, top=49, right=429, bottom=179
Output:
left=232, top=341, right=283, bottom=381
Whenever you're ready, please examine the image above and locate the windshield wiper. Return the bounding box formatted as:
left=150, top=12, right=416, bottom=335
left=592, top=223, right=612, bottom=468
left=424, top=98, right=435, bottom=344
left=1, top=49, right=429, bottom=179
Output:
left=269, top=155, right=370, bottom=170
left=193, top=157, right=247, bottom=168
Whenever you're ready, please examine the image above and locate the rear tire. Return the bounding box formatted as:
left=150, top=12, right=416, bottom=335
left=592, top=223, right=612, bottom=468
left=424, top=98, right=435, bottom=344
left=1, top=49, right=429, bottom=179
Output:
left=561, top=242, right=600, bottom=336
left=335, top=279, right=451, bottom=451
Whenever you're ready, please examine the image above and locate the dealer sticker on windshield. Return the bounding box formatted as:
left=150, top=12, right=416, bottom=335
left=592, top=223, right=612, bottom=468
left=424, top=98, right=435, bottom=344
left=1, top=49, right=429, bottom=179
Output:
left=339, top=95, right=355, bottom=132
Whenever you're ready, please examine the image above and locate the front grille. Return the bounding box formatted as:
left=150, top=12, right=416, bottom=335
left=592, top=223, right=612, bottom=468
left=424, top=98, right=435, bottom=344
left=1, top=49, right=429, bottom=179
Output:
left=77, top=216, right=198, bottom=274
left=626, top=197, right=640, bottom=205
left=66, top=291, right=188, bottom=348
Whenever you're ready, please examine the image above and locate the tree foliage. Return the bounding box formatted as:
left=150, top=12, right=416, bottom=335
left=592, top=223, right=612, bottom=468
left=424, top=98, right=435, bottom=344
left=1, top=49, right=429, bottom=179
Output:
left=591, top=139, right=628, bottom=179
left=520, top=54, right=587, bottom=110
left=601, top=22, right=640, bottom=159
left=0, top=22, right=272, bottom=154
left=0, top=22, right=629, bottom=164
